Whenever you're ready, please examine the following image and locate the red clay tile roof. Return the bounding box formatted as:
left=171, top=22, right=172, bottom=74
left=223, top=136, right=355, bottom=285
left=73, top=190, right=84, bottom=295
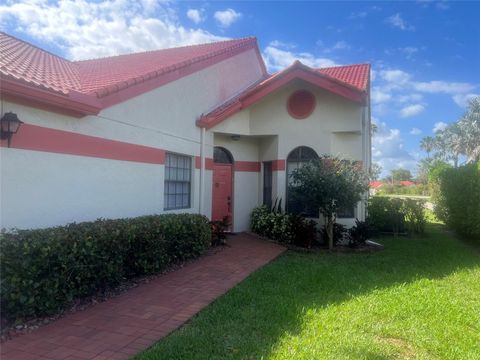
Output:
left=0, top=32, right=265, bottom=114
left=0, top=32, right=81, bottom=94
left=317, top=64, right=370, bottom=92
left=370, top=181, right=384, bottom=188
left=74, top=38, right=263, bottom=97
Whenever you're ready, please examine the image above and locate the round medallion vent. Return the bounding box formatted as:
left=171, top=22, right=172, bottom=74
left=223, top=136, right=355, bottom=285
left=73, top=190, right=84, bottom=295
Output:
left=287, top=90, right=316, bottom=119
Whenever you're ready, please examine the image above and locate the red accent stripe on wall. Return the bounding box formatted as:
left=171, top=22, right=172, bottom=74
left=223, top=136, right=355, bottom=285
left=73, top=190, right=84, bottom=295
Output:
left=195, top=157, right=214, bottom=170
left=272, top=159, right=286, bottom=171
left=0, top=124, right=166, bottom=164
left=234, top=161, right=261, bottom=172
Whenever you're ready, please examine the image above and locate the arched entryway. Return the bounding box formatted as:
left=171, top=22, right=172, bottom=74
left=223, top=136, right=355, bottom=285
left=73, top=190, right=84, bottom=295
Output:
left=286, top=146, right=319, bottom=216
left=212, top=147, right=234, bottom=224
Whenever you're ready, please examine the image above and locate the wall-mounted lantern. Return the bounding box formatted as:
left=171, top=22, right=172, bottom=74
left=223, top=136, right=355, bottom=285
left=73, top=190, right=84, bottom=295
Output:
left=0, top=112, right=23, bottom=147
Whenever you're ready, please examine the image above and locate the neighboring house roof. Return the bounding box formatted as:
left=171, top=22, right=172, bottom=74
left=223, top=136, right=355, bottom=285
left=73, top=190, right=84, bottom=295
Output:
left=370, top=181, right=384, bottom=189
left=197, top=60, right=370, bottom=129
left=0, top=32, right=266, bottom=116
left=399, top=180, right=415, bottom=186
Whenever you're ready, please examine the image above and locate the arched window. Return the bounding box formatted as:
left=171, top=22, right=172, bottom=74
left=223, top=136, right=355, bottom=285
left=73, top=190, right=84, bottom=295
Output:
left=286, top=146, right=319, bottom=216
left=213, top=147, right=234, bottom=164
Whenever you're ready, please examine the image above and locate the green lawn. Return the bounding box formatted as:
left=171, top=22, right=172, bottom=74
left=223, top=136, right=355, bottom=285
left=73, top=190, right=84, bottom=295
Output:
left=137, top=224, right=480, bottom=360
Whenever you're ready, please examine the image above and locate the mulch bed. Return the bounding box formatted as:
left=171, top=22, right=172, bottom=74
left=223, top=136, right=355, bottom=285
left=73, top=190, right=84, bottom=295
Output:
left=0, top=244, right=229, bottom=343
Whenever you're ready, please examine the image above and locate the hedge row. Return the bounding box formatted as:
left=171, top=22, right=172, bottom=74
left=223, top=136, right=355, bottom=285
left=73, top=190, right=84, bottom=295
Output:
left=367, top=196, right=426, bottom=235
left=0, top=214, right=211, bottom=320
left=435, top=162, right=480, bottom=239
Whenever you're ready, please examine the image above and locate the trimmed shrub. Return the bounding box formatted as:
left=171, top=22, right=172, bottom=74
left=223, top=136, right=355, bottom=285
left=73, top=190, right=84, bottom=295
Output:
left=437, top=162, right=480, bottom=238
left=250, top=206, right=317, bottom=246
left=0, top=214, right=211, bottom=320
left=367, top=196, right=426, bottom=236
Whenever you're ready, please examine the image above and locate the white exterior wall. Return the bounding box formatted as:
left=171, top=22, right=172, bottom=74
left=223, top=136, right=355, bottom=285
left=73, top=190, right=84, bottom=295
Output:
left=211, top=80, right=370, bottom=229
left=0, top=49, right=264, bottom=229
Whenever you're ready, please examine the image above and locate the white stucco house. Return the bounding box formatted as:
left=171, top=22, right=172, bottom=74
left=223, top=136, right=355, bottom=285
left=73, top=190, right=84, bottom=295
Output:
left=0, top=32, right=371, bottom=232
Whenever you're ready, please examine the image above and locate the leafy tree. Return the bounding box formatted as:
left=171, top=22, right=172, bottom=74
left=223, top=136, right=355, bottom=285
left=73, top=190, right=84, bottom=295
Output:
left=290, top=155, right=369, bottom=249
left=370, top=162, right=382, bottom=180
left=390, top=168, right=412, bottom=182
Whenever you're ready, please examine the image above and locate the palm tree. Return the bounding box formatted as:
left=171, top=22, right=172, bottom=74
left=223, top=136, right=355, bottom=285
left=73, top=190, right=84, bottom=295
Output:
left=458, top=96, right=480, bottom=163
left=420, top=136, right=436, bottom=159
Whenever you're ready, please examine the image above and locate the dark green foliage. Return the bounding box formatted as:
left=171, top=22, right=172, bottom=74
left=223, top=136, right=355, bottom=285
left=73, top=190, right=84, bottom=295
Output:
left=367, top=197, right=405, bottom=235
left=348, top=219, right=370, bottom=247
left=288, top=214, right=317, bottom=248
left=321, top=223, right=347, bottom=246
left=367, top=196, right=426, bottom=236
left=436, top=162, right=480, bottom=239
left=402, top=199, right=427, bottom=235
left=210, top=216, right=231, bottom=246
left=250, top=206, right=295, bottom=244
left=0, top=214, right=211, bottom=320
left=250, top=206, right=317, bottom=247
left=428, top=160, right=453, bottom=222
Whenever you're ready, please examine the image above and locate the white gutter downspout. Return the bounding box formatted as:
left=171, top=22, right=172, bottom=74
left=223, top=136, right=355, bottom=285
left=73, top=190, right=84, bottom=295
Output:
left=199, top=127, right=206, bottom=215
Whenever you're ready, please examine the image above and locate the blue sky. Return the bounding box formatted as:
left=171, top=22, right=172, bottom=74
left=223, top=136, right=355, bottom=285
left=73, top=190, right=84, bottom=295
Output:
left=1, top=0, right=479, bottom=176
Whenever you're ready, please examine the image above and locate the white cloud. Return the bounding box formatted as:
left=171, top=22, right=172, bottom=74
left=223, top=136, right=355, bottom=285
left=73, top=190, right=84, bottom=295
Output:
left=372, top=121, right=417, bottom=176
left=269, top=40, right=296, bottom=50
left=385, top=13, right=415, bottom=31
left=397, top=94, right=423, bottom=103
left=413, top=81, right=476, bottom=94
left=380, top=69, right=412, bottom=85
left=0, top=0, right=225, bottom=60
left=410, top=127, right=422, bottom=135
left=399, top=46, right=418, bottom=60
left=348, top=11, right=367, bottom=19
left=400, top=104, right=425, bottom=118
left=371, top=87, right=392, bottom=104
left=262, top=44, right=337, bottom=72
left=452, top=93, right=479, bottom=108
left=374, top=67, right=477, bottom=112
left=214, top=8, right=241, bottom=28
left=433, top=121, right=448, bottom=133
left=186, top=9, right=205, bottom=24
left=332, top=41, right=350, bottom=51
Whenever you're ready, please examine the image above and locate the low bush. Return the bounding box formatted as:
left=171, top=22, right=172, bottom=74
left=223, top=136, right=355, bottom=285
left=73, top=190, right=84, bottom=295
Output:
left=320, top=223, right=347, bottom=246
left=403, top=198, right=427, bottom=235
left=368, top=196, right=425, bottom=236
left=348, top=219, right=370, bottom=247
left=436, top=162, right=480, bottom=239
left=0, top=214, right=211, bottom=321
left=250, top=206, right=317, bottom=247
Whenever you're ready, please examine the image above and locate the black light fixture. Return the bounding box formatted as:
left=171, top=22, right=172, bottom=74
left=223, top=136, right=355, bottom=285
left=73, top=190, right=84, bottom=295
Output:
left=0, top=112, right=23, bottom=147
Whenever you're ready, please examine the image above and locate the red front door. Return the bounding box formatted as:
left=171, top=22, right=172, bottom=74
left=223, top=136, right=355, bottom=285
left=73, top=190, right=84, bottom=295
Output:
left=212, top=164, right=233, bottom=222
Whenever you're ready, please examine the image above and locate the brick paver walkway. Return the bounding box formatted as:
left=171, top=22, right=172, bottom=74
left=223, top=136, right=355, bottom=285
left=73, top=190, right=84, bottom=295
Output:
left=1, top=233, right=285, bottom=360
